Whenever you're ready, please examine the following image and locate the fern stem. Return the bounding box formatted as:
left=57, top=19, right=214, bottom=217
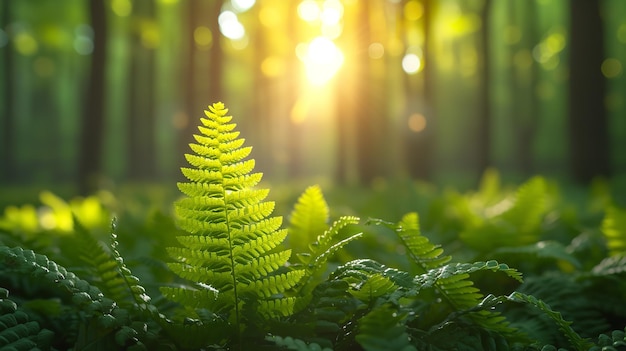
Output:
left=222, top=187, right=242, bottom=349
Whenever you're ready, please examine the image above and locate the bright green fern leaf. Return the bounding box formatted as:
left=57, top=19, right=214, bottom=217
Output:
left=288, top=185, right=330, bottom=255
left=162, top=103, right=304, bottom=333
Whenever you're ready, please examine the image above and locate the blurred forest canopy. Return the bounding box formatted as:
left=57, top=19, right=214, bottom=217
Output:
left=0, top=0, right=625, bottom=195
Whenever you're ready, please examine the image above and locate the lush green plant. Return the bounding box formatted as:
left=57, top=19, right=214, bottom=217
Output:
left=1, top=102, right=626, bottom=350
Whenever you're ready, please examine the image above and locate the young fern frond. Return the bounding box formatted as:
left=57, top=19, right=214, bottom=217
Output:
left=288, top=186, right=361, bottom=310
left=73, top=216, right=132, bottom=305
left=288, top=185, right=330, bottom=255
left=162, top=103, right=304, bottom=337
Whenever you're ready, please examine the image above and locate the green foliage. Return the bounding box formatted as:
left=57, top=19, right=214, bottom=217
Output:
left=161, top=103, right=304, bottom=346
left=1, top=102, right=625, bottom=350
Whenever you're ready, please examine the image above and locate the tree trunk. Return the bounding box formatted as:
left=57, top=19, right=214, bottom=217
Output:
left=77, top=0, right=107, bottom=195
left=353, top=1, right=378, bottom=184
left=179, top=0, right=223, bottom=176
left=405, top=0, right=435, bottom=181
left=1, top=0, right=15, bottom=182
left=127, top=0, right=156, bottom=180
left=568, top=0, right=610, bottom=183
left=476, top=0, right=492, bottom=177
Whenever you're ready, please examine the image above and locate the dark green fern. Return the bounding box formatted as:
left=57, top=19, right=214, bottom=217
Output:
left=161, top=102, right=304, bottom=344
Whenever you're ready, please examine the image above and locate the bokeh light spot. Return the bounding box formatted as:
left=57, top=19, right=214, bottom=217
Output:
left=219, top=11, right=245, bottom=40
left=194, top=26, right=213, bottom=49
left=601, top=58, right=622, bottom=78
left=298, top=0, right=320, bottom=22
left=261, top=56, right=285, bottom=77
left=232, top=0, right=255, bottom=12
left=300, top=36, right=344, bottom=86
left=404, top=0, right=424, bottom=21
left=111, top=0, right=132, bottom=17
left=368, top=42, right=384, bottom=59
left=408, top=113, right=426, bottom=132
left=321, top=0, right=343, bottom=26
left=15, top=32, right=38, bottom=55
left=402, top=53, right=421, bottom=74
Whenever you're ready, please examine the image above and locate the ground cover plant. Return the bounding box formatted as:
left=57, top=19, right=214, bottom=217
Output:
left=1, top=102, right=626, bottom=351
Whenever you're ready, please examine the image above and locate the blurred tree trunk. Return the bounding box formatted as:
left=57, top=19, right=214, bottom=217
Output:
left=405, top=0, right=434, bottom=181
left=286, top=1, right=303, bottom=179
left=476, top=0, right=492, bottom=176
left=252, top=1, right=271, bottom=176
left=509, top=0, right=538, bottom=176
left=78, top=0, right=107, bottom=195
left=568, top=0, right=610, bottom=183
left=207, top=0, right=223, bottom=103
left=353, top=1, right=379, bottom=185
left=127, top=1, right=156, bottom=180
left=179, top=0, right=223, bottom=174
left=1, top=0, right=15, bottom=182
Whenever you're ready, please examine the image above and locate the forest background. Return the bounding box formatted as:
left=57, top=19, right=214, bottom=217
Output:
left=1, top=0, right=625, bottom=203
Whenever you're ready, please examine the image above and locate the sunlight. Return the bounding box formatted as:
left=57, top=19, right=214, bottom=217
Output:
left=402, top=53, right=421, bottom=74
left=299, top=36, right=344, bottom=86
left=298, top=0, right=321, bottom=22
left=232, top=0, right=255, bottom=13
left=219, top=10, right=245, bottom=40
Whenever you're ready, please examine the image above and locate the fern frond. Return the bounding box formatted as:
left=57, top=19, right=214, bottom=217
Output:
left=460, top=176, right=548, bottom=252
left=384, top=213, right=522, bottom=335
left=591, top=254, right=626, bottom=275
left=355, top=303, right=417, bottom=351
left=507, top=291, right=594, bottom=351
left=164, top=102, right=302, bottom=339
left=0, top=287, right=54, bottom=350
left=73, top=216, right=132, bottom=305
left=288, top=185, right=330, bottom=255
left=0, top=246, right=155, bottom=349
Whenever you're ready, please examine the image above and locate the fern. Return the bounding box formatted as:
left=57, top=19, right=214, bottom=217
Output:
left=458, top=176, right=548, bottom=252
left=355, top=303, right=417, bottom=351
left=161, top=102, right=304, bottom=343
left=0, top=287, right=54, bottom=350
left=288, top=185, right=331, bottom=255
left=288, top=186, right=361, bottom=303
left=386, top=213, right=522, bottom=335
left=0, top=246, right=152, bottom=349
left=507, top=291, right=594, bottom=351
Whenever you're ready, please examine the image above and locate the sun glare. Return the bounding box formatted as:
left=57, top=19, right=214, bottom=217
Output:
left=299, top=36, right=344, bottom=86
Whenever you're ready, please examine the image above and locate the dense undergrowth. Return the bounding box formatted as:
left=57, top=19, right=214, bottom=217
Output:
left=1, top=102, right=626, bottom=351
